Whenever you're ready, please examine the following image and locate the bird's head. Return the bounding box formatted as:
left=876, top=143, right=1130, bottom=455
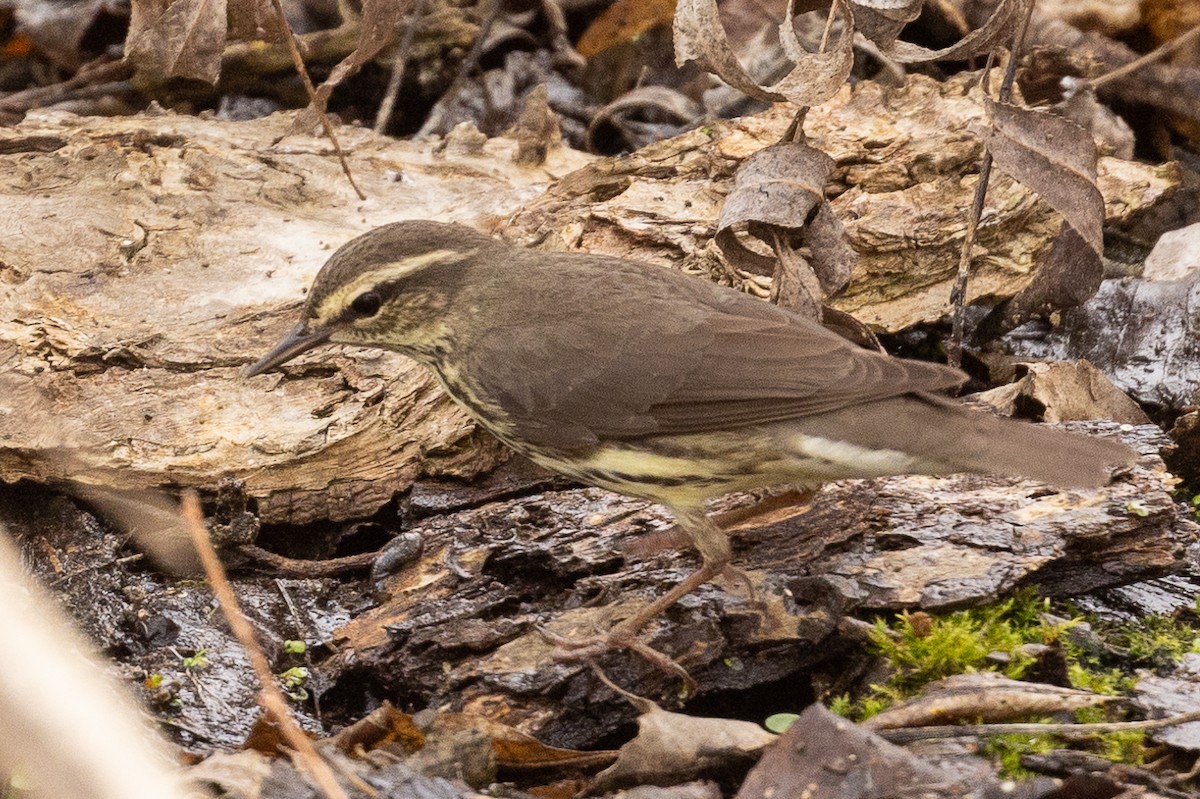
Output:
left=245, top=221, right=495, bottom=376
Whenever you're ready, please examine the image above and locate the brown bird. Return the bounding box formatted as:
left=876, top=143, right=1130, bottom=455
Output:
left=246, top=220, right=1135, bottom=672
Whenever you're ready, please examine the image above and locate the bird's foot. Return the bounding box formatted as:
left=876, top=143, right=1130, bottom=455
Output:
left=537, top=624, right=697, bottom=692
left=723, top=564, right=758, bottom=604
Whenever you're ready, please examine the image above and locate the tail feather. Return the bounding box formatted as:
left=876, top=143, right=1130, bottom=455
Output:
left=787, top=394, right=1136, bottom=488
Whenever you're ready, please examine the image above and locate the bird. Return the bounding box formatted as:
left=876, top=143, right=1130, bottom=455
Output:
left=245, top=220, right=1135, bottom=674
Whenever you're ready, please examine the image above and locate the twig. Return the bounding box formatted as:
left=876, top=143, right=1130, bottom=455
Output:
left=946, top=4, right=1032, bottom=367
left=375, top=0, right=427, bottom=134
left=539, top=0, right=585, bottom=71
left=180, top=492, right=349, bottom=799
left=416, top=0, right=502, bottom=138
left=0, top=59, right=132, bottom=113
left=266, top=0, right=366, bottom=200
left=876, top=707, right=1200, bottom=744
left=238, top=543, right=377, bottom=576
left=1090, top=23, right=1200, bottom=90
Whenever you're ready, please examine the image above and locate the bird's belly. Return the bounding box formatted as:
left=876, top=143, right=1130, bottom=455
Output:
left=523, top=430, right=809, bottom=506
left=429, top=367, right=930, bottom=504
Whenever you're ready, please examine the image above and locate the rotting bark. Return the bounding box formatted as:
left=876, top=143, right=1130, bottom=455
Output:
left=322, top=422, right=1189, bottom=748
left=0, top=79, right=1178, bottom=526
left=2, top=420, right=1191, bottom=753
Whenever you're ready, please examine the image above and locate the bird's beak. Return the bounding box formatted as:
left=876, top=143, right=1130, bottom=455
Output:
left=243, top=323, right=332, bottom=377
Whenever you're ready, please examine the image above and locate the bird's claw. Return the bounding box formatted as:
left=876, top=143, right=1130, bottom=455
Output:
left=535, top=624, right=697, bottom=692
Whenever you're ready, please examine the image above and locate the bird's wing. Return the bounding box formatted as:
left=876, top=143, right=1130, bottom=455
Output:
left=462, top=261, right=965, bottom=451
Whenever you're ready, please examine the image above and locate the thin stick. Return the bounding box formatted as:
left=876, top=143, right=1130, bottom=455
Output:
left=375, top=0, right=427, bottom=134
left=266, top=0, right=366, bottom=200
left=876, top=707, right=1200, bottom=744
left=1090, top=23, right=1200, bottom=89
left=0, top=59, right=132, bottom=113
left=238, top=543, right=376, bottom=576
left=416, top=0, right=501, bottom=137
left=947, top=3, right=1032, bottom=366
left=180, top=492, right=349, bottom=799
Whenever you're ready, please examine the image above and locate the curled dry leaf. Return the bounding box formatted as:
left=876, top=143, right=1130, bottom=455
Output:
left=716, top=140, right=853, bottom=318
left=851, top=0, right=922, bottom=48
left=673, top=0, right=855, bottom=109
left=885, top=0, right=1033, bottom=63
left=586, top=85, right=702, bottom=154
left=861, top=671, right=1114, bottom=730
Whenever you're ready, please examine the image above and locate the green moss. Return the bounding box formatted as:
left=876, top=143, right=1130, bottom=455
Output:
left=861, top=591, right=1070, bottom=704
left=828, top=693, right=853, bottom=718
left=828, top=589, right=1179, bottom=772
left=983, top=731, right=1056, bottom=778
left=1066, top=663, right=1132, bottom=696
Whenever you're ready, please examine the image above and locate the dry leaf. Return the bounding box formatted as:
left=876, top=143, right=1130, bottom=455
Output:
left=973, top=94, right=1105, bottom=336
left=980, top=96, right=1104, bottom=257
left=884, top=0, right=1032, bottom=63
left=851, top=0, right=922, bottom=48
left=673, top=0, right=854, bottom=108
left=125, top=0, right=229, bottom=85
left=977, top=222, right=1103, bottom=339
left=586, top=85, right=702, bottom=154
left=715, top=139, right=853, bottom=318
left=577, top=0, right=677, bottom=58
left=591, top=703, right=775, bottom=792
left=736, top=704, right=952, bottom=799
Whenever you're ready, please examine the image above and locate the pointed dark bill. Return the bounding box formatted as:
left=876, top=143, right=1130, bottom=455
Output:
left=243, top=323, right=331, bottom=377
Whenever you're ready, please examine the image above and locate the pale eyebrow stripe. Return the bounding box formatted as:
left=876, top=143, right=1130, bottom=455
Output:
left=313, top=248, right=473, bottom=323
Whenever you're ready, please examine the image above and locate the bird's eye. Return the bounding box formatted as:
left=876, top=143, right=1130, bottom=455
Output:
left=350, top=291, right=382, bottom=317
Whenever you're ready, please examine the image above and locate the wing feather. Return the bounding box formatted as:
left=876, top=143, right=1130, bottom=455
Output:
left=459, top=255, right=965, bottom=450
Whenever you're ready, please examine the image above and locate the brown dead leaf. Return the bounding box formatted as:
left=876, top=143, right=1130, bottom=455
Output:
left=885, top=0, right=1032, bottom=63
left=972, top=94, right=1105, bottom=336
left=862, top=672, right=1114, bottom=730
left=329, top=705, right=616, bottom=772
left=125, top=0, right=230, bottom=85
left=976, top=221, right=1103, bottom=339
left=736, top=704, right=953, bottom=799
left=439, top=713, right=616, bottom=772
left=980, top=96, right=1104, bottom=257
left=591, top=703, right=775, bottom=792
left=716, top=139, right=853, bottom=318
left=673, top=0, right=854, bottom=108
left=577, top=0, right=677, bottom=58
left=586, top=85, right=702, bottom=154
left=326, top=701, right=425, bottom=754
left=852, top=0, right=922, bottom=48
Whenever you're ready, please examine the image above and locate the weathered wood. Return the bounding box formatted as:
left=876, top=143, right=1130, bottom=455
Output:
left=0, top=77, right=1177, bottom=525
left=324, top=423, right=1192, bottom=746
left=0, top=111, right=590, bottom=523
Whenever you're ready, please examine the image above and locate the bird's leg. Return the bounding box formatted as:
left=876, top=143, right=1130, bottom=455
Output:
left=541, top=507, right=729, bottom=682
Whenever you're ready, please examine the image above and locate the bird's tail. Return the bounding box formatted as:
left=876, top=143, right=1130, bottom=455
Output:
left=783, top=394, right=1136, bottom=489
